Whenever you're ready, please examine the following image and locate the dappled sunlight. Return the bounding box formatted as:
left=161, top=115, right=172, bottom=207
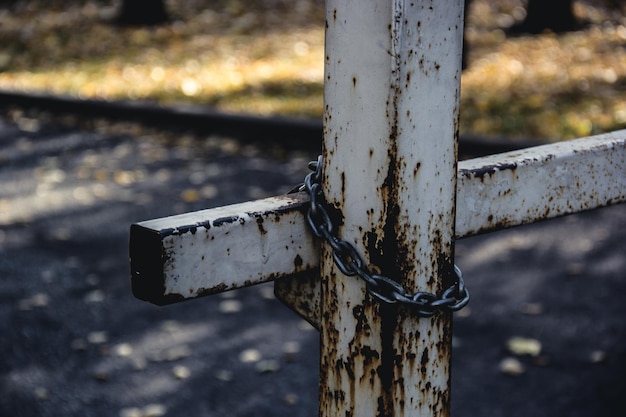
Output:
left=0, top=0, right=326, bottom=117
left=94, top=320, right=218, bottom=402
left=461, top=22, right=626, bottom=139
left=0, top=133, right=167, bottom=226
left=0, top=0, right=625, bottom=138
left=0, top=24, right=325, bottom=115
left=0, top=113, right=322, bottom=415
left=3, top=364, right=57, bottom=402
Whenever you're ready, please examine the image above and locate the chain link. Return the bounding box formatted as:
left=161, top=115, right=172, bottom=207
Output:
left=297, top=155, right=469, bottom=317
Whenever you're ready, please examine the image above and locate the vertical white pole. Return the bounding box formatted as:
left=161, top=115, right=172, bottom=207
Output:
left=320, top=0, right=464, bottom=415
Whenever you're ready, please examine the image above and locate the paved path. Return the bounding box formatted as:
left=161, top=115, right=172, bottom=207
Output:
left=0, top=115, right=624, bottom=416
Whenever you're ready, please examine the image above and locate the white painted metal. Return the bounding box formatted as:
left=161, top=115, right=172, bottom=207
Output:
left=456, top=130, right=626, bottom=237
left=127, top=0, right=626, bottom=413
left=277, top=129, right=626, bottom=330
left=319, top=0, right=464, bottom=415
left=130, top=194, right=317, bottom=305
left=130, top=130, right=626, bottom=305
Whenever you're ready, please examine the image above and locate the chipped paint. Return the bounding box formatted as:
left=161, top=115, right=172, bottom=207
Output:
left=129, top=193, right=318, bottom=305
left=456, top=131, right=626, bottom=238
left=320, top=0, right=464, bottom=415
left=274, top=269, right=322, bottom=329
left=129, top=0, right=625, bottom=412
left=130, top=130, right=626, bottom=306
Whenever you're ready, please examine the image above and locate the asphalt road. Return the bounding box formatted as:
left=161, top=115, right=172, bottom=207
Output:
left=0, top=114, right=624, bottom=417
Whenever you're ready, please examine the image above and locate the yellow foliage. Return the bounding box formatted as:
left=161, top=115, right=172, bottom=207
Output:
left=0, top=0, right=624, bottom=140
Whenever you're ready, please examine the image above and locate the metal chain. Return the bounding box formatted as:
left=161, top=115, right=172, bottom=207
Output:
left=297, top=155, right=469, bottom=317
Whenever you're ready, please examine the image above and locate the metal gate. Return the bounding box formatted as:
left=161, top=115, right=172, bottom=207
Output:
left=129, top=0, right=626, bottom=415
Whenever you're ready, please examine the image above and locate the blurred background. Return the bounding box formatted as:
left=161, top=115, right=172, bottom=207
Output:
left=0, top=1, right=625, bottom=417
left=0, top=0, right=624, bottom=140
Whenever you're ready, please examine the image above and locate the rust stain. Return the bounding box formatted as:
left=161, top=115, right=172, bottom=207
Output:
left=255, top=216, right=267, bottom=235
left=460, top=162, right=519, bottom=180
left=317, top=0, right=469, bottom=414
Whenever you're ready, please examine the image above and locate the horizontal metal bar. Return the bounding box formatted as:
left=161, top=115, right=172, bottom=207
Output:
left=130, top=131, right=625, bottom=304
left=130, top=193, right=318, bottom=305
left=456, top=129, right=626, bottom=237
left=275, top=129, right=626, bottom=329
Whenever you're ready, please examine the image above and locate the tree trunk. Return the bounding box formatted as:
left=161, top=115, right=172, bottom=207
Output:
left=116, top=0, right=169, bottom=26
left=511, top=0, right=578, bottom=34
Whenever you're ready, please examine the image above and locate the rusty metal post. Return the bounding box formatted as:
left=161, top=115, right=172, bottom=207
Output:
left=320, top=0, right=464, bottom=415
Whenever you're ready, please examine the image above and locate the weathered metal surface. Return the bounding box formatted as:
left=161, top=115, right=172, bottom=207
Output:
left=456, top=130, right=626, bottom=238
left=129, top=130, right=625, bottom=307
left=274, top=270, right=321, bottom=329
left=319, top=0, right=464, bottom=415
left=273, top=130, right=626, bottom=331
left=125, top=0, right=626, bottom=412
left=129, top=193, right=317, bottom=305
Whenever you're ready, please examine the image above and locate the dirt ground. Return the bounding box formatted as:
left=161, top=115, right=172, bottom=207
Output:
left=0, top=115, right=625, bottom=417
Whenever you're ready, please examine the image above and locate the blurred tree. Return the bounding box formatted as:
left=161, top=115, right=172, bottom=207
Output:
left=511, top=0, right=578, bottom=34
left=462, top=0, right=591, bottom=68
left=115, top=0, right=169, bottom=26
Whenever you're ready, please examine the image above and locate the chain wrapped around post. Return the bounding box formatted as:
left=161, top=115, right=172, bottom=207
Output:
left=296, top=156, right=469, bottom=317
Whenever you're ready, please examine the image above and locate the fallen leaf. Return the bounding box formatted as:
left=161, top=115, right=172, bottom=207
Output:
left=255, top=359, right=280, bottom=374
left=180, top=188, right=200, bottom=203
left=18, top=293, right=50, bottom=310
left=87, top=331, right=108, bottom=345
left=219, top=299, right=242, bottom=314
left=520, top=302, right=543, bottom=315
left=590, top=350, right=607, bottom=364
left=142, top=404, right=167, bottom=417
left=172, top=365, right=191, bottom=380
left=499, top=357, right=525, bottom=376
left=214, top=369, right=233, bottom=382
left=113, top=343, right=133, bottom=357
left=34, top=387, right=48, bottom=400
left=284, top=393, right=299, bottom=405
left=507, top=336, right=542, bottom=357
left=84, top=289, right=105, bottom=303
left=240, top=348, right=261, bottom=363
left=152, top=345, right=191, bottom=362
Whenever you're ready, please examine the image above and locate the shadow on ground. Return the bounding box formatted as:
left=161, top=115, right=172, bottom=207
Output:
left=0, top=116, right=624, bottom=417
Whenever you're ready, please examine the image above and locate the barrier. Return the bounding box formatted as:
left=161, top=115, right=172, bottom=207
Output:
left=129, top=0, right=625, bottom=414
